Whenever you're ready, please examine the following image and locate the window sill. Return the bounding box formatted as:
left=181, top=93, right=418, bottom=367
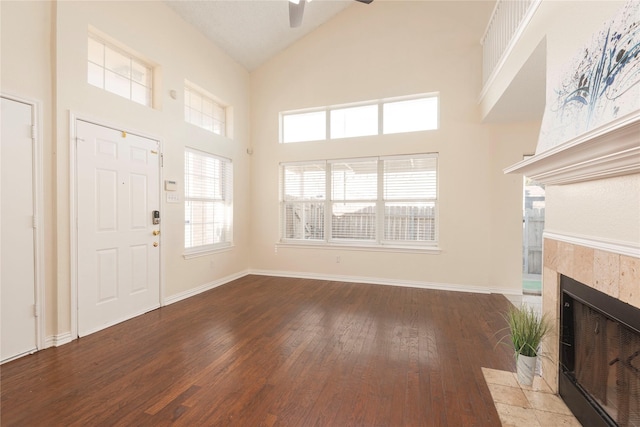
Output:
left=276, top=241, right=441, bottom=254
left=183, top=244, right=234, bottom=259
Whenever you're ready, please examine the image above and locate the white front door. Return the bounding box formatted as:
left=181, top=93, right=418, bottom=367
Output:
left=76, top=120, right=160, bottom=337
left=1, top=97, right=38, bottom=362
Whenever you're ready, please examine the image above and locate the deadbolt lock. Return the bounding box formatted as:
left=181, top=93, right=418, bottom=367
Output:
left=153, top=230, right=160, bottom=236
left=153, top=242, right=158, bottom=247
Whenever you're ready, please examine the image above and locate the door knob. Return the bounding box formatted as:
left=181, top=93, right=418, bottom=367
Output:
left=153, top=230, right=160, bottom=236
left=153, top=242, right=158, bottom=247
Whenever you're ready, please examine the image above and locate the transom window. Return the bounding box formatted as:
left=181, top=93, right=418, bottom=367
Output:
left=280, top=154, right=438, bottom=248
left=87, top=33, right=153, bottom=107
left=184, top=149, right=233, bottom=254
left=184, top=83, right=227, bottom=136
left=280, top=94, right=438, bottom=143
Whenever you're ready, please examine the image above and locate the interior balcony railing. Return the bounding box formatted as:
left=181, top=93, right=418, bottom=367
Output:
left=481, top=0, right=541, bottom=88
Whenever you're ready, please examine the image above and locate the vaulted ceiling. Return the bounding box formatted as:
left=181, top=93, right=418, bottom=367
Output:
left=165, top=0, right=357, bottom=71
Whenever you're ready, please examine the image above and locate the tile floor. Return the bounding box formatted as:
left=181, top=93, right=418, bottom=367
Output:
left=482, top=367, right=581, bottom=426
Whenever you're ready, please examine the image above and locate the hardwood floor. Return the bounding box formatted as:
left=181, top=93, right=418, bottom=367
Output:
left=1, top=275, right=516, bottom=426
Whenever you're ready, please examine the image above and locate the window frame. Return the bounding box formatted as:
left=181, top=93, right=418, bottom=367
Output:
left=184, top=82, right=228, bottom=137
left=87, top=32, right=154, bottom=107
left=184, top=148, right=233, bottom=258
left=279, top=93, right=439, bottom=144
left=280, top=153, right=439, bottom=252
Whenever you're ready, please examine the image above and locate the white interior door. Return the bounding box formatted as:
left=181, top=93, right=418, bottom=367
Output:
left=76, top=120, right=160, bottom=337
left=1, top=97, right=38, bottom=362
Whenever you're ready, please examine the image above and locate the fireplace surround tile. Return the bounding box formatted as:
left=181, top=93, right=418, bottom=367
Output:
left=557, top=241, right=575, bottom=278
left=482, top=368, right=579, bottom=426
left=619, top=254, right=640, bottom=307
left=573, top=245, right=594, bottom=285
left=544, top=238, right=559, bottom=270
left=521, top=389, right=573, bottom=415
left=593, top=249, right=620, bottom=298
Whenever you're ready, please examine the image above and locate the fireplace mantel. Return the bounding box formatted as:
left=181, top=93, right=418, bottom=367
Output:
left=504, top=111, right=640, bottom=185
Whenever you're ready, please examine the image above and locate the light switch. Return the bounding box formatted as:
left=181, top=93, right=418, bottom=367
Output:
left=166, top=193, right=180, bottom=203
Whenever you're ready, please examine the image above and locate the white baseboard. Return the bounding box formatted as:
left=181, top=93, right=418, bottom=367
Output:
left=249, top=269, right=521, bottom=296
left=163, top=270, right=251, bottom=306
left=44, top=332, right=73, bottom=348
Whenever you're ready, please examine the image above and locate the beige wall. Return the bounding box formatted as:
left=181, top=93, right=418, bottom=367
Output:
left=2, top=0, right=553, bottom=345
left=1, top=0, right=56, bottom=337
left=2, top=1, right=252, bottom=341
left=250, top=1, right=534, bottom=293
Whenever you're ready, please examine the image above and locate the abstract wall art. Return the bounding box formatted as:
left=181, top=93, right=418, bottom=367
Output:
left=537, top=0, right=640, bottom=154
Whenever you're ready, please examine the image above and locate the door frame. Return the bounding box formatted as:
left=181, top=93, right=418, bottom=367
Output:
left=69, top=113, right=164, bottom=340
left=1, top=93, right=45, bottom=356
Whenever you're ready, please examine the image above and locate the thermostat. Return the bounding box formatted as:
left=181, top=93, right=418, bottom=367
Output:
left=165, top=180, right=178, bottom=191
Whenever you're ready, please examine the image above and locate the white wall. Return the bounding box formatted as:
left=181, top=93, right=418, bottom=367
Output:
left=546, top=174, right=640, bottom=247
left=250, top=1, right=535, bottom=293
left=2, top=0, right=252, bottom=340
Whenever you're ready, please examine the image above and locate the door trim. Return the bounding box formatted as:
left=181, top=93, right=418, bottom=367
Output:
left=69, top=112, right=164, bottom=340
left=1, top=93, right=45, bottom=356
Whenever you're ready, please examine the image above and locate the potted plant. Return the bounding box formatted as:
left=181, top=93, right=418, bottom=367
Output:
left=498, top=304, right=551, bottom=385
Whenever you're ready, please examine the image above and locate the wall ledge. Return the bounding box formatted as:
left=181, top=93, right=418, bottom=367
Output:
left=504, top=110, right=640, bottom=185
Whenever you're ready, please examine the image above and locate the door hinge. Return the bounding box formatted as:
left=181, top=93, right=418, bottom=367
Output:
left=161, top=153, right=164, bottom=167
left=31, top=124, right=37, bottom=140
left=33, top=304, right=39, bottom=317
left=32, top=215, right=37, bottom=229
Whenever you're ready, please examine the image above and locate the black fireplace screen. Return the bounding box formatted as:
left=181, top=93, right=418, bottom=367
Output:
left=570, top=299, right=640, bottom=426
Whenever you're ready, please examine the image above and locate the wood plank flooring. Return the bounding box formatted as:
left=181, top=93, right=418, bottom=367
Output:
left=1, top=275, right=516, bottom=426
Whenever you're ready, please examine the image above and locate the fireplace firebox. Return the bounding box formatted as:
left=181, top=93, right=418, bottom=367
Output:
left=560, top=275, right=640, bottom=427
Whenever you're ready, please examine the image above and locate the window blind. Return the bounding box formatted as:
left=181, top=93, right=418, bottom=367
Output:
left=280, top=154, right=438, bottom=248
left=383, top=155, right=437, bottom=242
left=330, top=159, right=378, bottom=241
left=184, top=149, right=233, bottom=249
left=281, top=162, right=326, bottom=240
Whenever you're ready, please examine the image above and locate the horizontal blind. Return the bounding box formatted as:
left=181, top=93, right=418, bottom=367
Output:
left=330, top=159, right=377, bottom=241
left=185, top=150, right=232, bottom=249
left=383, top=155, right=437, bottom=243
left=281, top=162, right=326, bottom=240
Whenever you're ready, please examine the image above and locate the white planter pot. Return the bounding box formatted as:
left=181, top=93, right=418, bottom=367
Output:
left=516, top=354, right=537, bottom=386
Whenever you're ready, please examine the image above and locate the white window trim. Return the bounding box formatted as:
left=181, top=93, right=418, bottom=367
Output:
left=279, top=93, right=439, bottom=143
left=184, top=148, right=233, bottom=256
left=280, top=153, right=439, bottom=250
left=183, top=243, right=234, bottom=259
left=184, top=81, right=228, bottom=137
left=87, top=31, right=154, bottom=107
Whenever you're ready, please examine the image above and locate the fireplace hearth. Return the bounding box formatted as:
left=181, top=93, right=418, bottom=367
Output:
left=560, top=275, right=640, bottom=427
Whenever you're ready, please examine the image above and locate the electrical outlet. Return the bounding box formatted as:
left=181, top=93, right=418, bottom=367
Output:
left=336, top=256, right=341, bottom=263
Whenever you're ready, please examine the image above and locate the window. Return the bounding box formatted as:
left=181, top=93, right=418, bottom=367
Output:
left=383, top=97, right=438, bottom=134
left=330, top=105, right=378, bottom=139
left=282, top=110, right=326, bottom=143
left=184, top=150, right=233, bottom=253
left=281, top=154, right=438, bottom=248
left=87, top=33, right=153, bottom=107
left=281, top=163, right=326, bottom=240
left=280, top=94, right=438, bottom=143
left=184, top=83, right=227, bottom=136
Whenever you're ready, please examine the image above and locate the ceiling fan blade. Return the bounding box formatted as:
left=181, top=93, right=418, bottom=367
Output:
left=354, top=0, right=373, bottom=3
left=289, top=0, right=306, bottom=28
